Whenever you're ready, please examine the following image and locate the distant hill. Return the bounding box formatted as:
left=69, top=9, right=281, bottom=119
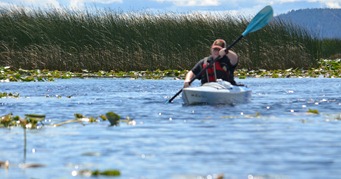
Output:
left=276, top=8, right=341, bottom=39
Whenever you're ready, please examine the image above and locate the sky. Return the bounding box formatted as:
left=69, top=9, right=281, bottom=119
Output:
left=0, top=0, right=340, bottom=16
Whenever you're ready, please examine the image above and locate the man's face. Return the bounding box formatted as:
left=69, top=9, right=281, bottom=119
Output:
left=211, top=48, right=220, bottom=57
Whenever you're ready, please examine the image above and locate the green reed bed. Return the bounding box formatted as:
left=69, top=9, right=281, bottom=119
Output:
left=0, top=8, right=340, bottom=72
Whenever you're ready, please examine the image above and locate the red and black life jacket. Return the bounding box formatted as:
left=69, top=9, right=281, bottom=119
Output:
left=201, top=57, right=230, bottom=83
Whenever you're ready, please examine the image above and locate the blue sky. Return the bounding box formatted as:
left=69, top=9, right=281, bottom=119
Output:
left=0, top=0, right=340, bottom=16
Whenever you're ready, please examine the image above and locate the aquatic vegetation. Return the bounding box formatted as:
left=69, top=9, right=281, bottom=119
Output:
left=91, top=169, right=121, bottom=176
left=0, top=92, right=20, bottom=98
left=23, top=114, right=46, bottom=128
left=0, top=66, right=189, bottom=81
left=101, top=112, right=136, bottom=126
left=0, top=113, right=15, bottom=127
left=105, top=112, right=121, bottom=126
left=0, top=112, right=134, bottom=128
left=73, top=113, right=97, bottom=123
left=73, top=169, right=121, bottom=177
left=1, top=66, right=54, bottom=82
left=0, top=113, right=45, bottom=128
left=0, top=58, right=339, bottom=82
left=236, top=58, right=341, bottom=78
left=307, top=109, right=319, bottom=114
left=0, top=112, right=124, bottom=177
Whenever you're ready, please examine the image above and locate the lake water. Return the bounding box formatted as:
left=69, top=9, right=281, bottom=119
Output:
left=1, top=78, right=341, bottom=179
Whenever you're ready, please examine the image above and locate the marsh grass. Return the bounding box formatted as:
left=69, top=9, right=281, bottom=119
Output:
left=0, top=8, right=340, bottom=72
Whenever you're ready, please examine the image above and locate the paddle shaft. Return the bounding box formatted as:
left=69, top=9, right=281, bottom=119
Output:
left=167, top=35, right=244, bottom=103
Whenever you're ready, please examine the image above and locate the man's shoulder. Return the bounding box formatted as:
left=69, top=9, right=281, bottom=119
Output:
left=197, top=57, right=209, bottom=64
left=202, top=56, right=211, bottom=61
left=199, top=56, right=213, bottom=63
left=192, top=57, right=209, bottom=72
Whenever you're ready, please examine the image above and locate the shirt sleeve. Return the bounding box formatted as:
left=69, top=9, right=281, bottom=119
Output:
left=219, top=55, right=238, bottom=85
left=219, top=56, right=238, bottom=69
left=190, top=59, right=205, bottom=79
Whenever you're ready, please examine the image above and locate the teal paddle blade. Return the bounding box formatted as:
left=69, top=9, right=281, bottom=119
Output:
left=242, top=5, right=274, bottom=37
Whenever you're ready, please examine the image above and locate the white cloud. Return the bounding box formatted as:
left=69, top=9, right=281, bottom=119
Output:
left=0, top=2, right=15, bottom=9
left=90, top=0, right=123, bottom=3
left=154, top=0, right=220, bottom=6
left=324, top=1, right=341, bottom=8
left=0, top=0, right=62, bottom=9
left=0, top=0, right=123, bottom=10
left=273, top=0, right=340, bottom=8
left=69, top=0, right=122, bottom=9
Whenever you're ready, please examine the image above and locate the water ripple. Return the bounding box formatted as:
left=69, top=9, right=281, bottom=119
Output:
left=1, top=78, right=341, bottom=178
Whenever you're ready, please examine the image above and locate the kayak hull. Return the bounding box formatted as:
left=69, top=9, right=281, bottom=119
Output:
left=182, top=82, right=251, bottom=105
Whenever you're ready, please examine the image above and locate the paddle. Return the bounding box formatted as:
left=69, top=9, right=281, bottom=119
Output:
left=168, top=5, right=273, bottom=103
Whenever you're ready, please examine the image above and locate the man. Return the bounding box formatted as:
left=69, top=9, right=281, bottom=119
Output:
left=183, top=39, right=239, bottom=88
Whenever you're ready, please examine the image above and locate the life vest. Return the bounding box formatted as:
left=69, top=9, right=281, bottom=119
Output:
left=202, top=57, right=229, bottom=83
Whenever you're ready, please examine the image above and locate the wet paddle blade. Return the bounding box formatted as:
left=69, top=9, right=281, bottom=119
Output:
left=242, top=5, right=273, bottom=37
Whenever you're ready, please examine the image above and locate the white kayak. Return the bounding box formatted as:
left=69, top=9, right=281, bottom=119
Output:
left=182, top=80, right=252, bottom=105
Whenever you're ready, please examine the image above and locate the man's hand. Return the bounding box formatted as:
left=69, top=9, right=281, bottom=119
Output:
left=219, top=48, right=228, bottom=57
left=183, top=81, right=190, bottom=88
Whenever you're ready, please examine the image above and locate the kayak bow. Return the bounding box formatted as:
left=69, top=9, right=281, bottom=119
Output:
left=182, top=80, right=251, bottom=105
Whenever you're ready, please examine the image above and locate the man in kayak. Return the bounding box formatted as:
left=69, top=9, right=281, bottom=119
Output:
left=183, top=39, right=239, bottom=88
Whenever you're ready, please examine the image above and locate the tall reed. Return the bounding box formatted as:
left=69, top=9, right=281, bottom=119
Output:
left=0, top=8, right=339, bottom=72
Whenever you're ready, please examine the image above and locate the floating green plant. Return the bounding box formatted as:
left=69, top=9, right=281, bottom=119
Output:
left=307, top=109, right=319, bottom=114
left=0, top=92, right=20, bottom=98
left=92, top=169, right=121, bottom=176
left=74, top=169, right=121, bottom=177
left=105, top=112, right=121, bottom=126
left=0, top=112, right=135, bottom=128
left=24, top=114, right=46, bottom=128
left=74, top=113, right=85, bottom=119
left=74, top=113, right=98, bottom=123
left=0, top=113, right=16, bottom=127
left=0, top=113, right=46, bottom=128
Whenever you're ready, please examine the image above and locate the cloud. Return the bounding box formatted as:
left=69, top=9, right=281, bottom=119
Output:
left=275, top=0, right=340, bottom=8
left=153, top=0, right=220, bottom=6
left=153, top=0, right=341, bottom=9
left=0, top=0, right=62, bottom=9
left=324, top=1, right=341, bottom=8
left=69, top=0, right=122, bottom=9
left=0, top=0, right=123, bottom=10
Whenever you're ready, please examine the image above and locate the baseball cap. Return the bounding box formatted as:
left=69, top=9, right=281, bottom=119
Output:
left=211, top=39, right=226, bottom=49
